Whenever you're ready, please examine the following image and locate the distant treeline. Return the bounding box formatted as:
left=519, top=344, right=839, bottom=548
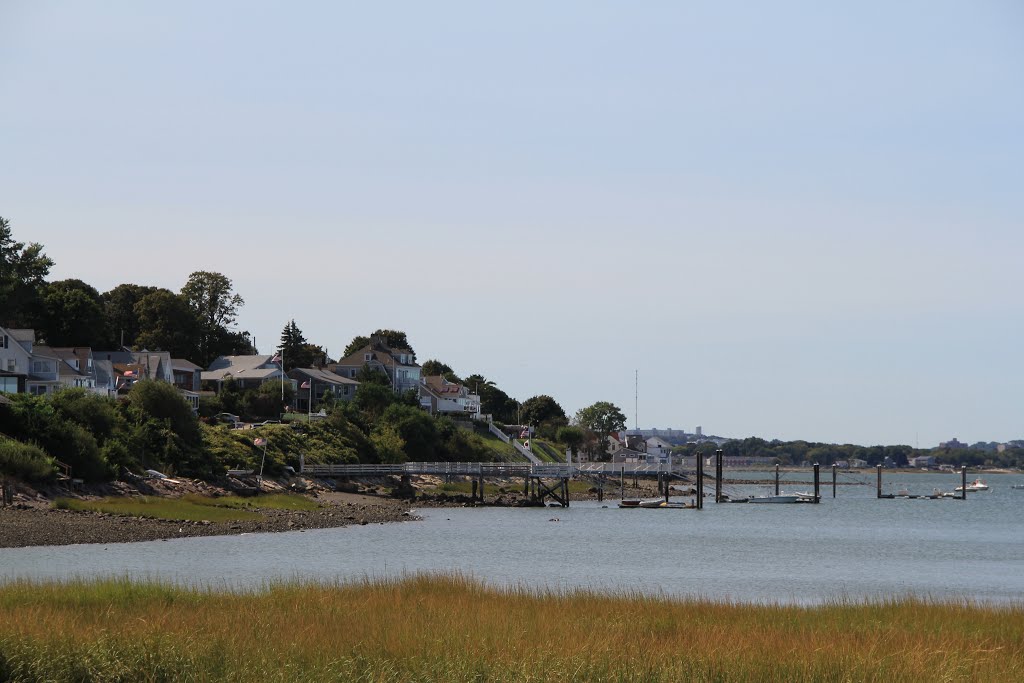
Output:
left=674, top=437, right=1024, bottom=469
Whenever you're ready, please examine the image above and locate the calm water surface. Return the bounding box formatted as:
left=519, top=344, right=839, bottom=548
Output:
left=3, top=471, right=1022, bottom=604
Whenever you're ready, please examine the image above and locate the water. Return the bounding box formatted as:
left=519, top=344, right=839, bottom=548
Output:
left=2, top=471, right=1022, bottom=604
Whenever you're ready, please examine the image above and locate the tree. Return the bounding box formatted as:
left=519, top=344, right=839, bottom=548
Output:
left=574, top=401, right=627, bottom=461
left=134, top=289, right=202, bottom=358
left=278, top=320, right=327, bottom=369
left=102, top=284, right=158, bottom=348
left=37, top=279, right=106, bottom=348
left=0, top=216, right=54, bottom=328
left=520, top=395, right=566, bottom=426
left=379, top=404, right=438, bottom=461
left=420, top=359, right=461, bottom=382
left=371, top=424, right=407, bottom=464
left=464, top=374, right=518, bottom=423
left=180, top=271, right=245, bottom=365
left=343, top=329, right=415, bottom=359
left=557, top=426, right=585, bottom=460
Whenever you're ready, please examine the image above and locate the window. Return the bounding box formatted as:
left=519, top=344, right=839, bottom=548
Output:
left=364, top=354, right=371, bottom=362
left=1, top=335, right=7, bottom=348
left=6, top=359, right=15, bottom=372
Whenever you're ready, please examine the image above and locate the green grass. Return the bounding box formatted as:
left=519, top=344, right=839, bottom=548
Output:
left=0, top=575, right=1021, bottom=682
left=51, top=493, right=319, bottom=522
left=182, top=492, right=321, bottom=511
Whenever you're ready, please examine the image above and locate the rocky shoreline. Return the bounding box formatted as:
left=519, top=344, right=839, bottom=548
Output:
left=0, top=496, right=414, bottom=549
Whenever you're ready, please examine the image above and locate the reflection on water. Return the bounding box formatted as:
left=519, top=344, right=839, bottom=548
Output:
left=3, top=472, right=1023, bottom=604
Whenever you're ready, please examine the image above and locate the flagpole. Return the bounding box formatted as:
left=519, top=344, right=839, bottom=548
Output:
left=280, top=348, right=284, bottom=403
left=308, top=379, right=312, bottom=420
left=258, top=441, right=267, bottom=485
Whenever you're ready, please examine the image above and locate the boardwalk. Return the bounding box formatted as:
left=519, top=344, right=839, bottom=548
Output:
left=301, top=461, right=690, bottom=478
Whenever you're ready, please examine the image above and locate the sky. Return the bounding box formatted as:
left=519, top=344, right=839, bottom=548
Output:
left=1, top=1, right=1021, bottom=447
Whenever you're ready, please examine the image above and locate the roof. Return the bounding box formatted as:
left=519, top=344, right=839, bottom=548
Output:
left=421, top=375, right=466, bottom=396
left=202, top=355, right=278, bottom=381
left=334, top=342, right=419, bottom=369
left=7, top=329, right=35, bottom=343
left=171, top=358, right=202, bottom=372
left=29, top=344, right=60, bottom=360
left=287, top=367, right=359, bottom=386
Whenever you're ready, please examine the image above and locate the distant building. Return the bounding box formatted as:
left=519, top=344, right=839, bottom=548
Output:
left=939, top=438, right=967, bottom=450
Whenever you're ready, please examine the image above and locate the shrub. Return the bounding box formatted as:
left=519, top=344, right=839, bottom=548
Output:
left=0, top=440, right=57, bottom=482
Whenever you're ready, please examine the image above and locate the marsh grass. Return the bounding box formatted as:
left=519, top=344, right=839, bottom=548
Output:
left=182, top=492, right=322, bottom=512
left=53, top=496, right=262, bottom=522
left=0, top=575, right=1020, bottom=681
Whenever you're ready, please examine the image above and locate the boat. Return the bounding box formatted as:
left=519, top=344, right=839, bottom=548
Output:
left=618, top=499, right=643, bottom=508
left=638, top=498, right=669, bottom=508
left=747, top=493, right=801, bottom=504
left=955, top=478, right=989, bottom=492
left=1012, top=484, right=1024, bottom=490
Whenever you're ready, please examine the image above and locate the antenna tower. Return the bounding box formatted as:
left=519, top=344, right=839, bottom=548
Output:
left=634, top=369, right=638, bottom=431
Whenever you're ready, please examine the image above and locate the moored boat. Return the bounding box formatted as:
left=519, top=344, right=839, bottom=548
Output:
left=955, top=478, right=989, bottom=492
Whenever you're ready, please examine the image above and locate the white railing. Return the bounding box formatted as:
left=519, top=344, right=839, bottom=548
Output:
left=512, top=439, right=543, bottom=465
left=488, top=422, right=510, bottom=443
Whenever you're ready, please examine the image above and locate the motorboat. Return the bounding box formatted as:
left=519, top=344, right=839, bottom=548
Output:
left=638, top=499, right=669, bottom=508
left=955, top=478, right=989, bottom=492
left=618, top=499, right=643, bottom=508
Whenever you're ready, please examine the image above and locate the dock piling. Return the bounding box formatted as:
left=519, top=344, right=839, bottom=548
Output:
left=774, top=463, right=780, bottom=496
left=876, top=464, right=882, bottom=499
left=832, top=463, right=837, bottom=498
left=715, top=449, right=723, bottom=503
left=961, top=465, right=967, bottom=501
left=813, top=463, right=820, bottom=503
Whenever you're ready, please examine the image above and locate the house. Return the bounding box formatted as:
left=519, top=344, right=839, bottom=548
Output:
left=908, top=455, right=936, bottom=468
left=0, top=326, right=33, bottom=394
left=171, top=358, right=202, bottom=393
left=418, top=375, right=481, bottom=419
left=93, top=350, right=175, bottom=384
left=329, top=336, right=420, bottom=393
left=646, top=437, right=673, bottom=458
left=202, top=355, right=287, bottom=392
left=287, top=367, right=359, bottom=412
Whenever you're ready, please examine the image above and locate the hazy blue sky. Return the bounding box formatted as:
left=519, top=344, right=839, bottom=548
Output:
left=2, top=1, right=1021, bottom=446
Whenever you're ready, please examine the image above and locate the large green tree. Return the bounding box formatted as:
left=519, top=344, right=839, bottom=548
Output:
left=134, top=289, right=202, bottom=358
left=102, top=283, right=158, bottom=348
left=36, top=279, right=106, bottom=348
left=278, top=319, right=326, bottom=370
left=0, top=216, right=54, bottom=328
left=464, top=374, right=519, bottom=423
left=180, top=271, right=246, bottom=365
left=574, top=401, right=627, bottom=461
left=420, top=359, right=460, bottom=382
left=520, top=394, right=566, bottom=426
left=343, top=329, right=415, bottom=359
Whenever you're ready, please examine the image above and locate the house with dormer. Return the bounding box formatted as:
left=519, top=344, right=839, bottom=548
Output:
left=418, top=375, right=481, bottom=419
left=329, top=336, right=420, bottom=393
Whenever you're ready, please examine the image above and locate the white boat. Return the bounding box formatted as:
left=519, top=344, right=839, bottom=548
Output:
left=748, top=493, right=801, bottom=504
left=955, top=478, right=989, bottom=492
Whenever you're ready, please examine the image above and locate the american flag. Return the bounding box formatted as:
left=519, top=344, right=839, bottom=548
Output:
left=253, top=437, right=267, bottom=447
left=271, top=353, right=282, bottom=364
left=300, top=380, right=310, bottom=389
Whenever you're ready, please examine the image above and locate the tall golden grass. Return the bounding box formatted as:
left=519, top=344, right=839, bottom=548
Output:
left=0, top=575, right=1020, bottom=681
